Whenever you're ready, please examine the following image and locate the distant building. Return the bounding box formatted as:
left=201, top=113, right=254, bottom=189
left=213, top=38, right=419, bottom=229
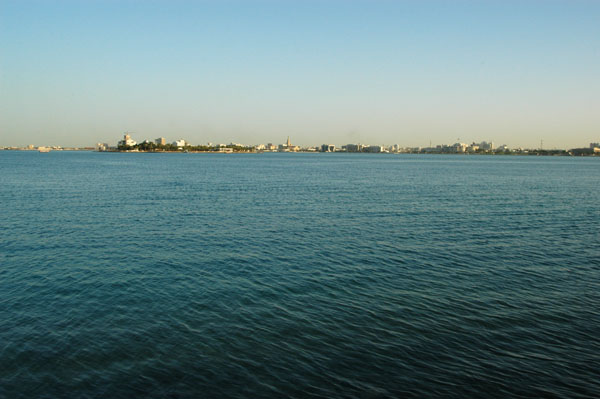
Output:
left=364, top=145, right=382, bottom=153
left=155, top=137, right=166, bottom=146
left=345, top=144, right=361, bottom=152
left=321, top=144, right=335, bottom=152
left=118, top=133, right=137, bottom=147
left=173, top=139, right=187, bottom=148
left=452, top=143, right=468, bottom=153
left=571, top=147, right=596, bottom=156
left=279, top=136, right=299, bottom=152
left=478, top=141, right=494, bottom=151
left=95, top=143, right=110, bottom=151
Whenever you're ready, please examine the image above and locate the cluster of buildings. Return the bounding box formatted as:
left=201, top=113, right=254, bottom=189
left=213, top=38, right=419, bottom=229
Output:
left=571, top=143, right=600, bottom=156
left=3, top=132, right=596, bottom=155
left=92, top=133, right=600, bottom=156
left=258, top=140, right=508, bottom=154
left=420, top=141, right=499, bottom=153
left=255, top=137, right=300, bottom=152
left=96, top=134, right=187, bottom=151
left=116, top=134, right=186, bottom=148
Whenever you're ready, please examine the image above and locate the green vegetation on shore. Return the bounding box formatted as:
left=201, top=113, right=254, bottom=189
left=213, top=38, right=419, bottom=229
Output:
left=117, top=142, right=254, bottom=152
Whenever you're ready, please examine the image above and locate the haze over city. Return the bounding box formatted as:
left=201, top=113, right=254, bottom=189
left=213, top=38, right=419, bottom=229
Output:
left=1, top=0, right=598, bottom=149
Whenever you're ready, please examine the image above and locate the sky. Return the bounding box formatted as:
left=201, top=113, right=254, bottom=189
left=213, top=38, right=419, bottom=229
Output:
left=1, top=0, right=599, bottom=148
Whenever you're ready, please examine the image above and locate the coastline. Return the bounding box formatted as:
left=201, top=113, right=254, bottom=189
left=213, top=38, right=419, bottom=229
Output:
left=2, top=148, right=598, bottom=156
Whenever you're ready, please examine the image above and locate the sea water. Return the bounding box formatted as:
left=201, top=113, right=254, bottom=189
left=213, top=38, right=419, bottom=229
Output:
left=1, top=151, right=598, bottom=398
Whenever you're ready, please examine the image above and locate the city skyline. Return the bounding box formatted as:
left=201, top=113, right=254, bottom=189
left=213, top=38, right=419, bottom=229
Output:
left=6, top=131, right=598, bottom=154
left=1, top=0, right=599, bottom=148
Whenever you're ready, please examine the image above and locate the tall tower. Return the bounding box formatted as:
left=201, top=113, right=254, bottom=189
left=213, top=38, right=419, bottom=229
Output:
left=287, top=136, right=291, bottom=147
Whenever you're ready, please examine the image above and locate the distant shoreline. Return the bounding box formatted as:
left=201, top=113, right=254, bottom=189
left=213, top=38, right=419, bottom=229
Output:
left=2, top=148, right=598, bottom=156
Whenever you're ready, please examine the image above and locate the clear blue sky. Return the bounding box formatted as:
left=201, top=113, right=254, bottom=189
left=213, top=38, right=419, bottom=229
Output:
left=1, top=0, right=598, bottom=148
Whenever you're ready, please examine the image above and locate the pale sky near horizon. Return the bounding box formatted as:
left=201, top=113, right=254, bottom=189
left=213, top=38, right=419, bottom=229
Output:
left=1, top=0, right=599, bottom=148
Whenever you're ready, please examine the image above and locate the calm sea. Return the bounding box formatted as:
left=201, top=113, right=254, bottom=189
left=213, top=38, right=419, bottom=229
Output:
left=1, top=151, right=599, bottom=398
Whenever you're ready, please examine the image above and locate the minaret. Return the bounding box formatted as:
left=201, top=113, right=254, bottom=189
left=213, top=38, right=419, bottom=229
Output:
left=287, top=136, right=291, bottom=147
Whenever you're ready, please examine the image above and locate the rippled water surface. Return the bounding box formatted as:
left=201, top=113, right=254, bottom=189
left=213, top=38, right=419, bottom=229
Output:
left=1, top=151, right=599, bottom=398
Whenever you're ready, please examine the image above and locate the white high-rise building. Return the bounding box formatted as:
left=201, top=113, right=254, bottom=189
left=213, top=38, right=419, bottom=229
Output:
left=118, top=133, right=136, bottom=147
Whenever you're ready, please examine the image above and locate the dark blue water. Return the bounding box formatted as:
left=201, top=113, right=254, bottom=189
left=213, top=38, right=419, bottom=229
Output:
left=1, top=151, right=599, bottom=398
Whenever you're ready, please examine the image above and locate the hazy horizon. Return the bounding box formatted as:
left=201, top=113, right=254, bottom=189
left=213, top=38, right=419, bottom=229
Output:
left=1, top=0, right=599, bottom=148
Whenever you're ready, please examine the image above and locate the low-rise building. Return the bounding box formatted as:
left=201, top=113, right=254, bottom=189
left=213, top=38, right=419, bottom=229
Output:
left=278, top=137, right=299, bottom=152
left=478, top=141, right=494, bottom=151
left=452, top=143, right=468, bottom=153
left=364, top=145, right=382, bottom=153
